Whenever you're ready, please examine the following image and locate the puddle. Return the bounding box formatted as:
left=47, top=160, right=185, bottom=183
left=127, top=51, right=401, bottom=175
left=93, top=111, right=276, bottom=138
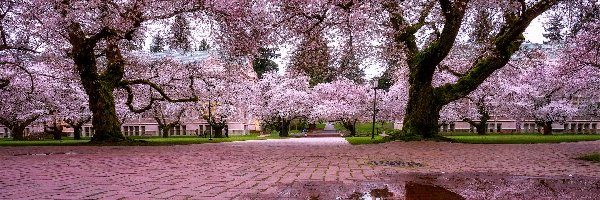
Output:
left=244, top=172, right=600, bottom=199
left=405, top=182, right=464, bottom=200
left=13, top=152, right=78, bottom=156
left=343, top=187, right=395, bottom=200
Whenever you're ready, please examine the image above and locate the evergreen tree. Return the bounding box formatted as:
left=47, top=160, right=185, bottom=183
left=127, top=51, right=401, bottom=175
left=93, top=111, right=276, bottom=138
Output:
left=571, top=4, right=600, bottom=36
left=337, top=37, right=365, bottom=84
left=197, top=39, right=210, bottom=51
left=150, top=33, right=165, bottom=53
left=169, top=15, right=192, bottom=51
left=377, top=66, right=395, bottom=91
left=126, top=31, right=145, bottom=51
left=252, top=47, right=279, bottom=79
left=471, top=9, right=493, bottom=44
left=289, top=31, right=335, bottom=86
left=543, top=14, right=564, bottom=44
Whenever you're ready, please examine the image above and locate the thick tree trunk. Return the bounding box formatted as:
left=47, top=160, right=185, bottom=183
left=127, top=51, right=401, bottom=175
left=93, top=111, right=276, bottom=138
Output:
left=51, top=130, right=61, bottom=140
left=403, top=85, right=442, bottom=138
left=213, top=127, right=224, bottom=138
left=73, top=126, right=82, bottom=140
left=475, top=123, right=487, bottom=135
left=69, top=24, right=126, bottom=143
left=11, top=126, right=25, bottom=141
left=161, top=128, right=170, bottom=138
left=542, top=122, right=553, bottom=135
left=88, top=91, right=125, bottom=142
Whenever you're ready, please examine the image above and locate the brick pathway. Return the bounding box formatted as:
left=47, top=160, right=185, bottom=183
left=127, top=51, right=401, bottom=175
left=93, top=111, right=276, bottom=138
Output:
left=0, top=138, right=599, bottom=199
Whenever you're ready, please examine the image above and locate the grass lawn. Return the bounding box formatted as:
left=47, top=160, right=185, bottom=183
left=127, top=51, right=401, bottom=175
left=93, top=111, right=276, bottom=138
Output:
left=134, top=135, right=282, bottom=145
left=334, top=122, right=395, bottom=135
left=577, top=153, right=600, bottom=162
left=0, top=135, right=282, bottom=146
left=447, top=134, right=600, bottom=144
left=345, top=135, right=390, bottom=145
left=0, top=138, right=90, bottom=146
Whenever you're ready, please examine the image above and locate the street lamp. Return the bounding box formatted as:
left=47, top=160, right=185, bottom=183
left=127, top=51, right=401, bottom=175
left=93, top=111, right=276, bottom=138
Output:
left=208, top=98, right=212, bottom=141
left=207, top=83, right=214, bottom=141
left=371, top=79, right=379, bottom=139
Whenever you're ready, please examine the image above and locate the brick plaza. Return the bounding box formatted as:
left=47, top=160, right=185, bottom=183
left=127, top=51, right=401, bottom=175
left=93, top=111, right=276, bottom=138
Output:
left=1, top=138, right=599, bottom=199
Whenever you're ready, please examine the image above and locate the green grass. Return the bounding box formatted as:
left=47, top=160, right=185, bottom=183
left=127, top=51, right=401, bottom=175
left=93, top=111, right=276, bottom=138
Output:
left=334, top=122, right=395, bottom=135
left=345, top=136, right=390, bottom=145
left=0, top=138, right=90, bottom=146
left=315, top=123, right=325, bottom=129
left=0, top=135, right=282, bottom=146
left=136, top=134, right=281, bottom=145
left=577, top=153, right=600, bottom=162
left=447, top=134, right=600, bottom=144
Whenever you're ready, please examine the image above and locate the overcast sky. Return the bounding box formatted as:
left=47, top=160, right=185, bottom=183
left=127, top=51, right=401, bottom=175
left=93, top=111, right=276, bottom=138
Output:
left=145, top=15, right=548, bottom=80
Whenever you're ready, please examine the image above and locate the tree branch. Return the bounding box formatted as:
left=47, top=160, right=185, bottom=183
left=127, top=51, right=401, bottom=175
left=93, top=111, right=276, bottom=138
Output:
left=119, top=79, right=199, bottom=113
left=435, top=0, right=561, bottom=104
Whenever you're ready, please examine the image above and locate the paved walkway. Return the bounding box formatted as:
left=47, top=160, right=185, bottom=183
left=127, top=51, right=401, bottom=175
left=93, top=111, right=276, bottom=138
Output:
left=1, top=138, right=599, bottom=199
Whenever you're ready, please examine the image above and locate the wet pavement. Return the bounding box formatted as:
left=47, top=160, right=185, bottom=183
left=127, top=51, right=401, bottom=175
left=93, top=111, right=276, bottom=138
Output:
left=1, top=138, right=599, bottom=199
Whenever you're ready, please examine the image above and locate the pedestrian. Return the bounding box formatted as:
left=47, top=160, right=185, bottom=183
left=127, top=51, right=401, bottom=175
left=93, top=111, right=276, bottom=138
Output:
left=224, top=126, right=229, bottom=138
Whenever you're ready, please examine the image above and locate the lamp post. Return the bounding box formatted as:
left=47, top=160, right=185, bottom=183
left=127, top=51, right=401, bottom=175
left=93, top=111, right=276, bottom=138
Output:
left=371, top=79, right=378, bottom=140
left=207, top=83, right=214, bottom=141
left=208, top=99, right=212, bottom=141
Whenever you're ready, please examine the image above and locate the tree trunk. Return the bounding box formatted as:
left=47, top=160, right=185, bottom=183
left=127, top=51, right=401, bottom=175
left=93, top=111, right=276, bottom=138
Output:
left=542, top=122, right=553, bottom=135
left=279, top=119, right=290, bottom=137
left=73, top=126, right=82, bottom=140
left=69, top=25, right=126, bottom=143
left=343, top=121, right=356, bottom=137
left=87, top=90, right=126, bottom=142
left=213, top=127, right=224, bottom=138
left=475, top=123, right=487, bottom=135
left=11, top=126, right=25, bottom=141
left=161, top=127, right=170, bottom=138
left=51, top=130, right=61, bottom=140
left=402, top=85, right=442, bottom=138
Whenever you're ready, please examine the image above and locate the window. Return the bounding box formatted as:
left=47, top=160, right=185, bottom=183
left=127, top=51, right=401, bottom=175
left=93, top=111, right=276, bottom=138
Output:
left=449, top=123, right=455, bottom=132
left=592, top=123, right=597, bottom=134
left=182, top=125, right=186, bottom=135
left=134, top=126, right=139, bottom=136
left=141, top=126, right=146, bottom=135
left=496, top=123, right=502, bottom=133
left=489, top=123, right=494, bottom=133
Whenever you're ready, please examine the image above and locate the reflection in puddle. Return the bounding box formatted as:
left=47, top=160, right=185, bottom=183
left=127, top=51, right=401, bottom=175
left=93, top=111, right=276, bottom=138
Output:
left=340, top=187, right=394, bottom=200
left=405, top=182, right=464, bottom=200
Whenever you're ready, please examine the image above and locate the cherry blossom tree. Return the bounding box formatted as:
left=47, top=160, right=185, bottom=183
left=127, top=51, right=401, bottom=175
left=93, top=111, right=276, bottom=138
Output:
left=150, top=102, right=188, bottom=138
left=0, top=62, right=60, bottom=140
left=311, top=78, right=371, bottom=136
left=505, top=47, right=580, bottom=135
left=5, top=0, right=593, bottom=142
left=251, top=72, right=312, bottom=137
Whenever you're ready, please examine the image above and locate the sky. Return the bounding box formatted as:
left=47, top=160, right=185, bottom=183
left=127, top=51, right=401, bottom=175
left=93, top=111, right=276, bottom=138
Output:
left=272, top=16, right=548, bottom=79
left=145, top=14, right=549, bottom=80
